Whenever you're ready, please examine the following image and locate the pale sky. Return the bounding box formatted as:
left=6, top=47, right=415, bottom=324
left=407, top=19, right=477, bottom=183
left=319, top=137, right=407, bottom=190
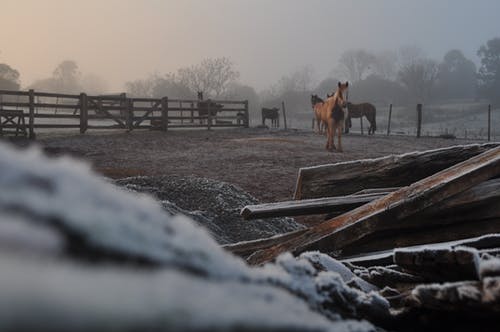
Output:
left=1, top=0, right=499, bottom=91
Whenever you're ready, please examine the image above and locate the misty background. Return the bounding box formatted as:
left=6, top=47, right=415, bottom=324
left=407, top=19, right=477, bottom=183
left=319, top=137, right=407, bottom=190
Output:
left=1, top=0, right=500, bottom=134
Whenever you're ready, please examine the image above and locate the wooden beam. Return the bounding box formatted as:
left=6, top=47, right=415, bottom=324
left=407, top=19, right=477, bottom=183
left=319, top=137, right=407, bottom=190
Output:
left=241, top=192, right=386, bottom=220
left=340, top=217, right=500, bottom=257
left=294, top=143, right=499, bottom=199
left=228, top=179, right=500, bottom=256
left=244, top=146, right=500, bottom=265
left=341, top=233, right=500, bottom=268
left=241, top=178, right=499, bottom=221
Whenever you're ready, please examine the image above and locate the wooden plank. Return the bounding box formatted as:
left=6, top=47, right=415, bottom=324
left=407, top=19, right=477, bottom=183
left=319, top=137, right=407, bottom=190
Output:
left=32, top=124, right=80, bottom=129
left=294, top=143, right=499, bottom=199
left=0, top=90, right=29, bottom=96
left=33, top=114, right=80, bottom=119
left=352, top=187, right=401, bottom=195
left=241, top=192, right=386, bottom=220
left=244, top=146, right=500, bottom=265
left=340, top=217, right=500, bottom=257
left=241, top=179, right=497, bottom=220
left=342, top=233, right=500, bottom=268
left=34, top=91, right=80, bottom=98
left=228, top=180, right=499, bottom=257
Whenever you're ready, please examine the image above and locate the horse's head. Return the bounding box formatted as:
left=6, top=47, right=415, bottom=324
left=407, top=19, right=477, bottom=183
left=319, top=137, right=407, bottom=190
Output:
left=311, top=94, right=324, bottom=106
left=337, top=81, right=349, bottom=93
left=337, top=81, right=349, bottom=107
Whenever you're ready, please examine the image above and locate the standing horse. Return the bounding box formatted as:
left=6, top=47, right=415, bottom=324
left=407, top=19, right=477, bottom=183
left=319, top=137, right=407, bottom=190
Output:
left=197, top=91, right=223, bottom=125
left=345, top=102, right=377, bottom=135
left=261, top=107, right=280, bottom=128
left=311, top=94, right=326, bottom=134
left=317, top=82, right=349, bottom=152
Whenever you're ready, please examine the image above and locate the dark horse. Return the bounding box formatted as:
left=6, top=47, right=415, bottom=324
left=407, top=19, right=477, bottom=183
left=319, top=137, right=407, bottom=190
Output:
left=345, top=102, right=377, bottom=135
left=197, top=91, right=223, bottom=124
left=311, top=94, right=326, bottom=134
left=262, top=107, right=280, bottom=128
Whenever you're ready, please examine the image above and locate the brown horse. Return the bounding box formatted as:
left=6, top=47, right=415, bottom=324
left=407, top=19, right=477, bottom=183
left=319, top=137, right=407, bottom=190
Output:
left=317, top=82, right=349, bottom=152
left=261, top=107, right=280, bottom=127
left=311, top=94, right=326, bottom=134
left=345, top=102, right=377, bottom=135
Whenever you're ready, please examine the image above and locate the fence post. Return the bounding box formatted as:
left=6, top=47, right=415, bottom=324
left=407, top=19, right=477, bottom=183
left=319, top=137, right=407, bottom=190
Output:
left=282, top=101, right=287, bottom=130
left=28, top=89, right=35, bottom=139
left=207, top=99, right=212, bottom=130
left=387, top=104, right=392, bottom=135
left=161, top=97, right=169, bottom=131
left=488, top=104, right=491, bottom=141
left=416, top=103, right=422, bottom=138
left=79, top=93, right=88, bottom=134
left=244, top=100, right=249, bottom=128
left=126, top=98, right=133, bottom=131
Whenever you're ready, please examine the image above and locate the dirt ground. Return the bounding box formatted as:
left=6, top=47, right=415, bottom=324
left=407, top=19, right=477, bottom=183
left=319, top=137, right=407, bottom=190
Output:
left=35, top=128, right=483, bottom=203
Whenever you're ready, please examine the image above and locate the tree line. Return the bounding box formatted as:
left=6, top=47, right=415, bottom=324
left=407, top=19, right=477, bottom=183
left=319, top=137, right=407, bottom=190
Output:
left=1, top=37, right=500, bottom=116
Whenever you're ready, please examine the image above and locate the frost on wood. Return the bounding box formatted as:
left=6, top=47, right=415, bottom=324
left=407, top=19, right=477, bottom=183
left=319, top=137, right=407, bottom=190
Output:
left=394, top=247, right=481, bottom=281
left=0, top=143, right=379, bottom=331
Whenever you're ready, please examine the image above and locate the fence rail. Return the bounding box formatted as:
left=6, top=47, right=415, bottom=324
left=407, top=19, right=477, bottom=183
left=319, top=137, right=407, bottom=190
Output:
left=0, top=89, right=250, bottom=139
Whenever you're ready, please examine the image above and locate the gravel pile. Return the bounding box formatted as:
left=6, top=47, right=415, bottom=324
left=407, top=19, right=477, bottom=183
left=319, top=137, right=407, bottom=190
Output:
left=116, top=175, right=304, bottom=244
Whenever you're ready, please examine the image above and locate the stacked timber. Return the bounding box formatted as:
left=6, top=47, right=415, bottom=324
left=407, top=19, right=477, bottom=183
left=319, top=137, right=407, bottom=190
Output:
left=227, top=143, right=500, bottom=264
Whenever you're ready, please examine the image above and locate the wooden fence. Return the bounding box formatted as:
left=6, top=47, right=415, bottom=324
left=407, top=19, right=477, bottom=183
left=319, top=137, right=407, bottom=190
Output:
left=0, top=89, right=249, bottom=139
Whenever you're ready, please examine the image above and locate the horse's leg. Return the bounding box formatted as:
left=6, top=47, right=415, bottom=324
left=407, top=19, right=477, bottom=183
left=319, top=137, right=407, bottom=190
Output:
left=331, top=120, right=337, bottom=151
left=325, top=120, right=332, bottom=151
left=337, top=123, right=343, bottom=152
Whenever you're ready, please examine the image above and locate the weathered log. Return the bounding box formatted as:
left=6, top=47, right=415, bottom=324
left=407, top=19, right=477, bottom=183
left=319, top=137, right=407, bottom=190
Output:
left=240, top=192, right=387, bottom=220
left=228, top=179, right=500, bottom=259
left=340, top=217, right=500, bottom=257
left=242, top=178, right=499, bottom=221
left=394, top=247, right=480, bottom=281
left=245, top=146, right=500, bottom=265
left=342, top=234, right=500, bottom=268
left=294, top=143, right=499, bottom=199
left=337, top=179, right=500, bottom=255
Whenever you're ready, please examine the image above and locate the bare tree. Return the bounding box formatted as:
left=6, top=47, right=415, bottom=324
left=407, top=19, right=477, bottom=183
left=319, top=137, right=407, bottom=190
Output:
left=398, top=46, right=426, bottom=69
left=52, top=60, right=81, bottom=93
left=372, top=51, right=398, bottom=81
left=81, top=74, right=108, bottom=95
left=398, top=57, right=438, bottom=103
left=336, top=49, right=376, bottom=82
left=29, top=60, right=82, bottom=93
left=178, top=57, right=239, bottom=98
left=274, top=66, right=316, bottom=95
left=125, top=76, right=156, bottom=97
left=0, top=63, right=20, bottom=90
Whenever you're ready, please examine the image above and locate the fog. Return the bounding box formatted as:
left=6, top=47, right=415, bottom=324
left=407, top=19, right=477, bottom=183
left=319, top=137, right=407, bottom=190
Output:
left=1, top=0, right=500, bottom=91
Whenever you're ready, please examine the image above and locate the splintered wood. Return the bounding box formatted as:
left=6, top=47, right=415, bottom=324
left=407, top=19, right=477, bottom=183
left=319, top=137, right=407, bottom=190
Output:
left=226, top=145, right=500, bottom=265
left=294, top=143, right=499, bottom=199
